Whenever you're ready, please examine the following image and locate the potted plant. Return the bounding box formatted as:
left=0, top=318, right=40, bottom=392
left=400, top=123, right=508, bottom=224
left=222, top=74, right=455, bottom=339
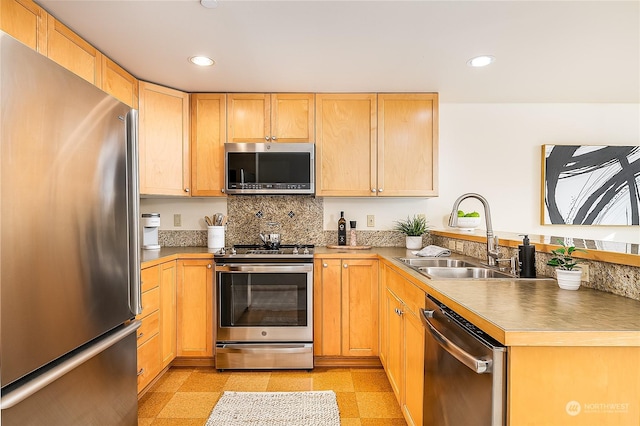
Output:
left=394, top=215, right=429, bottom=249
left=547, top=239, right=587, bottom=290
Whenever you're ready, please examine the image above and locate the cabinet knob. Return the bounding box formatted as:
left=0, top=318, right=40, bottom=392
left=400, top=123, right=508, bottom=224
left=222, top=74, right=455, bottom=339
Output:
left=184, top=188, right=190, bottom=193
left=221, top=188, right=225, bottom=193
left=323, top=263, right=328, bottom=268
left=343, top=264, right=348, bottom=268
left=137, top=368, right=145, bottom=376
left=371, top=188, right=377, bottom=193
left=207, top=263, right=212, bottom=269
left=378, top=188, right=383, bottom=193
left=265, top=136, right=270, bottom=141
left=137, top=332, right=144, bottom=339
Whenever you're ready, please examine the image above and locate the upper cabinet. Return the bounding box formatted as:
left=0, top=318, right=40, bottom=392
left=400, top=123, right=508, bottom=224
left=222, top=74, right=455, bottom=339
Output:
left=0, top=0, right=47, bottom=53
left=227, top=93, right=315, bottom=143
left=377, top=93, right=438, bottom=197
left=190, top=93, right=226, bottom=197
left=315, top=94, right=377, bottom=196
left=101, top=56, right=139, bottom=108
left=139, top=81, right=190, bottom=196
left=46, top=15, right=102, bottom=86
left=316, top=93, right=438, bottom=197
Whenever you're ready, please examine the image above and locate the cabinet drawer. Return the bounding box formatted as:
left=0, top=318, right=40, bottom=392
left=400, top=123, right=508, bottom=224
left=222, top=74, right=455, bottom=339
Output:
left=141, top=265, right=160, bottom=292
left=137, top=287, right=160, bottom=319
left=137, top=333, right=161, bottom=393
left=402, top=280, right=425, bottom=317
left=137, top=310, right=159, bottom=346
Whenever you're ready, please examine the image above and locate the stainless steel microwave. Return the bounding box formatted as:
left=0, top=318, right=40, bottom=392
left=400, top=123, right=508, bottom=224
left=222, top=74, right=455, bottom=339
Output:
left=224, top=143, right=315, bottom=195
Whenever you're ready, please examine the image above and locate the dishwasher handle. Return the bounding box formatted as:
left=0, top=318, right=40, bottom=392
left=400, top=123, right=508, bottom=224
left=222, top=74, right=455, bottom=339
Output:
left=421, top=309, right=491, bottom=374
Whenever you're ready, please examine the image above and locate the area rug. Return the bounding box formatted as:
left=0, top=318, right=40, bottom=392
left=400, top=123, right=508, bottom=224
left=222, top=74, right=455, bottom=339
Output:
left=205, top=390, right=340, bottom=426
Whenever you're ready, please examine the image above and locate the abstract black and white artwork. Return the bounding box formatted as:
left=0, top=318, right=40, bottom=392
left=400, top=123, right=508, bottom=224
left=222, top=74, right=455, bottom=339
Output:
left=542, top=145, right=640, bottom=226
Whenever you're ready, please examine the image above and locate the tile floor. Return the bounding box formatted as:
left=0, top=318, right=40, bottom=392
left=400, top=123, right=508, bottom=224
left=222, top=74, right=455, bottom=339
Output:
left=138, top=366, right=407, bottom=425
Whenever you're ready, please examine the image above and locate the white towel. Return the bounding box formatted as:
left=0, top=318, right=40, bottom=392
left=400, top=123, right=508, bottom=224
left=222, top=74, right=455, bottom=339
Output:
left=412, top=245, right=451, bottom=257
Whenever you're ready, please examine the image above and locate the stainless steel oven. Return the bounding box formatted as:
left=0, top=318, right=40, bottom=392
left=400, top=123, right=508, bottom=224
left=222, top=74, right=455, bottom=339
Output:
left=214, top=246, right=313, bottom=370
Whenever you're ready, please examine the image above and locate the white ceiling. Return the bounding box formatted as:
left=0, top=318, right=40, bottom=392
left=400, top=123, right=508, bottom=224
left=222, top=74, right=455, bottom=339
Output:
left=36, top=0, right=640, bottom=103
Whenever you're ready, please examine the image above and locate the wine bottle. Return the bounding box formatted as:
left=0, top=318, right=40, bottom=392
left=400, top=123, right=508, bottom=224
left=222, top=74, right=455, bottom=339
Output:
left=338, top=211, right=347, bottom=245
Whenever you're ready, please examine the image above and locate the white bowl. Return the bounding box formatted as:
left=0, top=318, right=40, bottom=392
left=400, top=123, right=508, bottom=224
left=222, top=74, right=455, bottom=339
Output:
left=456, top=216, right=481, bottom=230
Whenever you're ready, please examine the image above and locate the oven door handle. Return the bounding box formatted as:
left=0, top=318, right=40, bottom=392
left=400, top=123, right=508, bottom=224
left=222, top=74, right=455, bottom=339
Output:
left=421, top=309, right=491, bottom=374
left=217, top=344, right=312, bottom=354
left=216, top=264, right=313, bottom=273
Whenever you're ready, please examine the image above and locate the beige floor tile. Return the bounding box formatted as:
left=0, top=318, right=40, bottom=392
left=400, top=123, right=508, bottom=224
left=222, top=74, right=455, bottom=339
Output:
left=352, top=370, right=394, bottom=392
left=151, top=369, right=194, bottom=393
left=311, top=370, right=355, bottom=392
left=356, top=392, right=404, bottom=419
left=156, top=392, right=220, bottom=419
left=222, top=371, right=271, bottom=391
left=178, top=369, right=230, bottom=392
left=138, top=392, right=175, bottom=418
left=266, top=375, right=314, bottom=391
left=336, top=391, right=360, bottom=418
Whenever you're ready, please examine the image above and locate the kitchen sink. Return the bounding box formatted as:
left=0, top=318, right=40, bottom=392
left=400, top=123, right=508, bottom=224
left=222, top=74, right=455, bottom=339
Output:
left=396, top=258, right=475, bottom=268
left=419, top=266, right=514, bottom=279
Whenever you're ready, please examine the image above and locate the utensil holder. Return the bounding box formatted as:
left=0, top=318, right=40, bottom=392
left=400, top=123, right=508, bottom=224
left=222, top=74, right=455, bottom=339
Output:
left=208, top=226, right=225, bottom=250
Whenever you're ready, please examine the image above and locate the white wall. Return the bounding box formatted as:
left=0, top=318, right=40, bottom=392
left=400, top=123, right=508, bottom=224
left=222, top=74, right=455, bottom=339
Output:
left=142, top=102, right=640, bottom=244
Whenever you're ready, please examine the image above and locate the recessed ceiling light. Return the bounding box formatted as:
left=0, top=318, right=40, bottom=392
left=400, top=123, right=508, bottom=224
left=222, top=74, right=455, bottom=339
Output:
left=467, top=55, right=495, bottom=67
left=189, top=56, right=215, bottom=67
left=200, top=0, right=218, bottom=8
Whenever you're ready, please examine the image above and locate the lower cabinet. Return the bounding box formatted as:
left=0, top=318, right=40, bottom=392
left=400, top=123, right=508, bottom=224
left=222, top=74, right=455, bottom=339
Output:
left=159, top=261, right=177, bottom=368
left=380, top=262, right=425, bottom=426
left=176, top=259, right=214, bottom=358
left=314, top=257, right=379, bottom=360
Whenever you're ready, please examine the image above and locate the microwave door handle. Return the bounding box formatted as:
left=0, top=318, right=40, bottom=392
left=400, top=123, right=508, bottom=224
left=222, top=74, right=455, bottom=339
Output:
left=241, top=168, right=244, bottom=184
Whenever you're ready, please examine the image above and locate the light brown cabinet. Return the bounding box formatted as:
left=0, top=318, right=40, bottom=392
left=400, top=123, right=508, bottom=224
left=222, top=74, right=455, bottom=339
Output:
left=0, top=0, right=47, bottom=52
left=101, top=56, right=138, bottom=108
left=176, top=259, right=214, bottom=358
left=190, top=93, right=227, bottom=196
left=137, top=265, right=162, bottom=393
left=138, top=81, right=190, bottom=196
left=159, top=260, right=177, bottom=368
left=313, top=258, right=379, bottom=359
left=380, top=262, right=425, bottom=426
left=227, top=93, right=314, bottom=143
left=316, top=93, right=438, bottom=197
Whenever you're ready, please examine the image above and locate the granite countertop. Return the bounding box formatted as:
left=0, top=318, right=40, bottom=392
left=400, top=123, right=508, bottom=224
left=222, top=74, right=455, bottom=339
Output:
left=141, top=246, right=640, bottom=347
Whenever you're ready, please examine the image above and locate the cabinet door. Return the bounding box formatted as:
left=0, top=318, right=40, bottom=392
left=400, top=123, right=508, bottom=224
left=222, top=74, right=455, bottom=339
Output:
left=191, top=94, right=227, bottom=196
left=227, top=93, right=270, bottom=142
left=403, top=309, right=425, bottom=426
left=313, top=259, right=342, bottom=356
left=384, top=287, right=403, bottom=400
left=160, top=261, right=177, bottom=368
left=46, top=15, right=102, bottom=86
left=341, top=259, right=379, bottom=357
left=101, top=56, right=138, bottom=108
left=176, top=259, right=214, bottom=358
left=315, top=94, right=377, bottom=196
left=0, top=0, right=47, bottom=53
left=139, top=81, right=190, bottom=196
left=378, top=93, right=438, bottom=196
left=271, top=93, right=315, bottom=143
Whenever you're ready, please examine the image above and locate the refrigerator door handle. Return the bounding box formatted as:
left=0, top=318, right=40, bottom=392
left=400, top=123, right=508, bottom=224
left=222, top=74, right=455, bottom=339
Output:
left=126, top=109, right=142, bottom=316
left=0, top=320, right=141, bottom=410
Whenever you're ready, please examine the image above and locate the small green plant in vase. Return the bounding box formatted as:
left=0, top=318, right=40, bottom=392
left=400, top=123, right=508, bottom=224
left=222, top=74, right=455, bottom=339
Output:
left=547, top=239, right=587, bottom=290
left=394, top=215, right=429, bottom=249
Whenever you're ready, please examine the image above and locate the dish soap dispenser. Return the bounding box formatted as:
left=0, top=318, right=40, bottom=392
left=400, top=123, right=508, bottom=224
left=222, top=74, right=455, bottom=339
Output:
left=518, top=234, right=536, bottom=278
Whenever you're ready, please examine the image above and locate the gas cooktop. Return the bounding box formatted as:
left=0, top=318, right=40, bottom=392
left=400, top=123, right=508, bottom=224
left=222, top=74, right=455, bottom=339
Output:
left=213, top=244, right=315, bottom=260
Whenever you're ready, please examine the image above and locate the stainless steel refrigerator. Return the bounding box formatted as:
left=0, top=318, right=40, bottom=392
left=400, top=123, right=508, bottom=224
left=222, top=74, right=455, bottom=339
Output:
left=0, top=31, right=142, bottom=425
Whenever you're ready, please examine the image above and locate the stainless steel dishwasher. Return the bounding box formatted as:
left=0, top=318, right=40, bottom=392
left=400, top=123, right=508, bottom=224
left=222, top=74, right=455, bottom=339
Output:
left=421, top=294, right=507, bottom=426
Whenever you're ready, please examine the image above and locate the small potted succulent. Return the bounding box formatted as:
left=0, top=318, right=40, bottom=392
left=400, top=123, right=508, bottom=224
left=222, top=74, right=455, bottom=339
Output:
left=547, top=239, right=587, bottom=290
left=394, top=215, right=429, bottom=249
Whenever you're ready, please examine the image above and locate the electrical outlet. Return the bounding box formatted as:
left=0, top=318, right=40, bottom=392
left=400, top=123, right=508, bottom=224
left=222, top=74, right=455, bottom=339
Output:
left=448, top=240, right=456, bottom=250
left=580, top=264, right=590, bottom=282
left=367, top=215, right=375, bottom=227
left=455, top=241, right=464, bottom=252
left=174, top=214, right=182, bottom=227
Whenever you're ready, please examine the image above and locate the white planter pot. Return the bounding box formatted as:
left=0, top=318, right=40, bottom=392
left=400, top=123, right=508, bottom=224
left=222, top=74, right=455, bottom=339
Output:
left=405, top=235, right=423, bottom=250
left=555, top=268, right=582, bottom=290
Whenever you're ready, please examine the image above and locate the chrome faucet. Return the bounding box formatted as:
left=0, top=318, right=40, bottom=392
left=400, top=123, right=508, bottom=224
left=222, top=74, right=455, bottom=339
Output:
left=448, top=193, right=501, bottom=266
